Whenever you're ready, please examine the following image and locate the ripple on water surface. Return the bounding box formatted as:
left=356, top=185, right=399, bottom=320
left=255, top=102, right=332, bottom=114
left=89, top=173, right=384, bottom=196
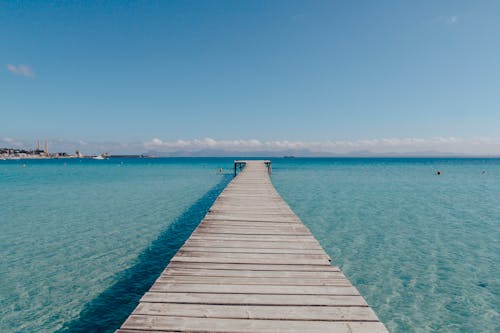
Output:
left=1, top=158, right=498, bottom=332
left=271, top=158, right=499, bottom=333
left=0, top=158, right=232, bottom=333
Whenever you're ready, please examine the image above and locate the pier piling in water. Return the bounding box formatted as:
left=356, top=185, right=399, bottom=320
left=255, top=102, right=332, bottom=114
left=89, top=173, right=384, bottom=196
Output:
left=117, top=160, right=388, bottom=333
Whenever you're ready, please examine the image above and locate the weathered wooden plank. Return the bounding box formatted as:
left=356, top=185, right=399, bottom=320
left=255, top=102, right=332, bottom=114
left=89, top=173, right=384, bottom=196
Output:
left=133, top=303, right=379, bottom=321
left=162, top=268, right=344, bottom=278
left=194, top=227, right=310, bottom=235
left=180, top=246, right=325, bottom=254
left=211, top=204, right=290, bottom=208
left=121, top=315, right=388, bottom=333
left=170, top=257, right=330, bottom=265
left=200, top=221, right=304, bottom=227
left=208, top=217, right=295, bottom=222
left=149, top=282, right=360, bottom=295
left=156, top=275, right=352, bottom=286
left=141, top=292, right=368, bottom=306
left=197, top=223, right=308, bottom=230
left=207, top=210, right=298, bottom=215
left=166, top=262, right=340, bottom=271
left=201, top=223, right=303, bottom=230
left=183, top=240, right=324, bottom=250
left=203, top=215, right=302, bottom=223
left=189, top=234, right=320, bottom=242
left=175, top=251, right=328, bottom=260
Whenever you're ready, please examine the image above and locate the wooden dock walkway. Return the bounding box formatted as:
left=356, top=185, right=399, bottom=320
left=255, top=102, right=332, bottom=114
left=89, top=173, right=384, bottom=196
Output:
left=117, top=160, right=388, bottom=333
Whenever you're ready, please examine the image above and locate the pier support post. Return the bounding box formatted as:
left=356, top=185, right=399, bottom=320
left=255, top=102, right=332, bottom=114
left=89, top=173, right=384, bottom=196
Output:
left=234, top=161, right=246, bottom=176
left=265, top=161, right=272, bottom=174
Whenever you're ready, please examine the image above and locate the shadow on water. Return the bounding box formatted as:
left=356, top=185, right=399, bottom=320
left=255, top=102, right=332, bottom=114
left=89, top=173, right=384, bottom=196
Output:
left=58, top=174, right=232, bottom=333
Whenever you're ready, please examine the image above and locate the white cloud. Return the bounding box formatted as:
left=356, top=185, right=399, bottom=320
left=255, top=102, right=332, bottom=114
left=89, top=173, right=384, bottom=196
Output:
left=448, top=16, right=459, bottom=25
left=0, top=137, right=24, bottom=147
left=151, top=138, right=163, bottom=145
left=144, top=137, right=500, bottom=155
left=432, top=15, right=460, bottom=26
left=6, top=64, right=35, bottom=77
left=2, top=137, right=499, bottom=156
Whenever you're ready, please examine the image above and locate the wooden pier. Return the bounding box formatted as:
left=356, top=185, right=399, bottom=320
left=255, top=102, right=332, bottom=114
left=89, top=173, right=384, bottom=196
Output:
left=117, top=160, right=388, bottom=333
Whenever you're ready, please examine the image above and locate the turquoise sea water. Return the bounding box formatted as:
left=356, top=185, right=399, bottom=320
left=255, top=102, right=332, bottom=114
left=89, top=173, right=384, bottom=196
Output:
left=0, top=158, right=233, bottom=332
left=0, top=158, right=498, bottom=332
left=272, top=158, right=500, bottom=333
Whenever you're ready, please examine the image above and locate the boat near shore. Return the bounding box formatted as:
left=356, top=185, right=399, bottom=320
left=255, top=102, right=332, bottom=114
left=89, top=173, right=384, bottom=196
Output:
left=92, top=153, right=109, bottom=160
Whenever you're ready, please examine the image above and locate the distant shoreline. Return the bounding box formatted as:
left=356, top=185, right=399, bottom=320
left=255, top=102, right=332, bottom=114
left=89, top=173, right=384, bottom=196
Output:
left=1, top=155, right=499, bottom=161
left=0, top=155, right=153, bottom=160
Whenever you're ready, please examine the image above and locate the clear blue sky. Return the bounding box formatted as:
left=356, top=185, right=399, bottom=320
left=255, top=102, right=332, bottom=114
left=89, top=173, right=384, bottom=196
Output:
left=1, top=1, right=499, bottom=154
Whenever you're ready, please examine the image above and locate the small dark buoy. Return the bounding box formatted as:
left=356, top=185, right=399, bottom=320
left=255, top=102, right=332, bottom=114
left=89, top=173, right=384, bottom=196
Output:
left=437, top=170, right=441, bottom=176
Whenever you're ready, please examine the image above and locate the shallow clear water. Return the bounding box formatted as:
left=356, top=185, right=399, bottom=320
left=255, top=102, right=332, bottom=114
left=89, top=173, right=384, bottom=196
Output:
left=0, top=158, right=233, bottom=333
left=0, top=158, right=498, bottom=332
left=271, top=158, right=500, bottom=333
